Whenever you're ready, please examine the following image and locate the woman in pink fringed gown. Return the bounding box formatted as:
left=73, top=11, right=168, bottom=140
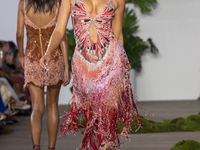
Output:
left=40, top=0, right=141, bottom=149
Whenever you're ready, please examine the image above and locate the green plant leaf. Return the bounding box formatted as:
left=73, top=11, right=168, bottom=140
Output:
left=126, top=0, right=158, bottom=13
left=123, top=8, right=139, bottom=33
left=66, top=28, right=75, bottom=72
left=123, top=7, right=158, bottom=72
left=147, top=38, right=159, bottom=54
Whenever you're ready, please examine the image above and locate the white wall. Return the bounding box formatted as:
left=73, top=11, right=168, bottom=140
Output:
left=0, top=1, right=20, bottom=42
left=135, top=0, right=200, bottom=101
left=0, top=0, right=200, bottom=103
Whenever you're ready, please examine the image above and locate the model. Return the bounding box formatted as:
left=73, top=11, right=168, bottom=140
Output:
left=16, top=0, right=70, bottom=150
left=40, top=0, right=141, bottom=149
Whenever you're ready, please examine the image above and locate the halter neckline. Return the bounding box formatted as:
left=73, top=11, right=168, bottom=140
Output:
left=81, top=0, right=112, bottom=20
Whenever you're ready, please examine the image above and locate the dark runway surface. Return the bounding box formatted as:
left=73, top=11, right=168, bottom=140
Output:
left=1, top=100, right=200, bottom=150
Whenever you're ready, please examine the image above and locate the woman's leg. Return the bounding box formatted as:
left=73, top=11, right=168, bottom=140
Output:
left=28, top=84, right=45, bottom=149
left=46, top=85, right=61, bottom=149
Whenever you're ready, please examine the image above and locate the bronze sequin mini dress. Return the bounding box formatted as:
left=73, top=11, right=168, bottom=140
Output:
left=23, top=2, right=65, bottom=90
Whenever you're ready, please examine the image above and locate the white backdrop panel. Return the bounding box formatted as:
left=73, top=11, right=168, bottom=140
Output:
left=134, top=0, right=200, bottom=100
left=0, top=0, right=200, bottom=103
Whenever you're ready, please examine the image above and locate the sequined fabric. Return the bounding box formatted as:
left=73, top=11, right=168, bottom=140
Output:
left=23, top=11, right=66, bottom=90
left=60, top=0, right=141, bottom=149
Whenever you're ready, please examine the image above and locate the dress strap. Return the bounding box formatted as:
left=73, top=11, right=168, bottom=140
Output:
left=55, top=2, right=59, bottom=17
left=112, top=0, right=115, bottom=9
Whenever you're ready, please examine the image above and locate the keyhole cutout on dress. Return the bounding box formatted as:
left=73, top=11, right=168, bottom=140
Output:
left=89, top=22, right=98, bottom=43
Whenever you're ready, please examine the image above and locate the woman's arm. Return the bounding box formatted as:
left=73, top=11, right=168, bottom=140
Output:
left=60, top=34, right=69, bottom=70
left=112, top=0, right=125, bottom=46
left=45, top=0, right=71, bottom=55
left=60, top=34, right=71, bottom=86
left=40, top=0, right=71, bottom=68
left=16, top=0, right=24, bottom=68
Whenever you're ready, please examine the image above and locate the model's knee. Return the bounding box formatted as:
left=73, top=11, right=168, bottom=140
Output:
left=46, top=102, right=58, bottom=111
left=32, top=104, right=44, bottom=115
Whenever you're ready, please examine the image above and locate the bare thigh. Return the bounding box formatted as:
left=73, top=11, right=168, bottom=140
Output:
left=46, top=85, right=61, bottom=107
left=28, top=84, right=44, bottom=110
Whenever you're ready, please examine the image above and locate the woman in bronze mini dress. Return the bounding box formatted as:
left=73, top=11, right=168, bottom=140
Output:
left=16, top=0, right=70, bottom=149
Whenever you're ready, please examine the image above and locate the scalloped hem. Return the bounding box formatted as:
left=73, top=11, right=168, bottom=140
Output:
left=23, top=80, right=63, bottom=91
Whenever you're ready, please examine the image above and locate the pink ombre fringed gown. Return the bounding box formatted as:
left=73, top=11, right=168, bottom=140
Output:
left=60, top=0, right=141, bottom=149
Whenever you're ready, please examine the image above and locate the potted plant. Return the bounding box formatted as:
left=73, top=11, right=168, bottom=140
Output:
left=123, top=0, right=158, bottom=72
left=123, top=0, right=158, bottom=90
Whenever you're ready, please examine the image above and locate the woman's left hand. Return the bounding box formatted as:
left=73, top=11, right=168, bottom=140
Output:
left=63, top=68, right=71, bottom=86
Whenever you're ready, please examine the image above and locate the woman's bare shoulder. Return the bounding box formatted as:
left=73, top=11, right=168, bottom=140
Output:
left=18, top=0, right=25, bottom=12
left=114, top=0, right=125, bottom=10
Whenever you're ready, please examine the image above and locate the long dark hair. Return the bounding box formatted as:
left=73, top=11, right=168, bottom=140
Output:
left=26, top=0, right=61, bottom=13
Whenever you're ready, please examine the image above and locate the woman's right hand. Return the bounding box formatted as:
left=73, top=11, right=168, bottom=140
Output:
left=40, top=53, right=52, bottom=69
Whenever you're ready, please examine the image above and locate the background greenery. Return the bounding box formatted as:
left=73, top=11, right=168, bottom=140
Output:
left=124, top=0, right=158, bottom=71
left=170, top=140, right=200, bottom=150
left=66, top=0, right=159, bottom=72
left=78, top=112, right=200, bottom=134
left=117, top=111, right=200, bottom=134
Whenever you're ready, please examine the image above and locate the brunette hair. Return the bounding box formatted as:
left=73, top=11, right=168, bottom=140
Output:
left=26, top=0, right=61, bottom=13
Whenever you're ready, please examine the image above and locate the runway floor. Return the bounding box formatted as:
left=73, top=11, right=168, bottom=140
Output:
left=1, top=100, right=200, bottom=150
